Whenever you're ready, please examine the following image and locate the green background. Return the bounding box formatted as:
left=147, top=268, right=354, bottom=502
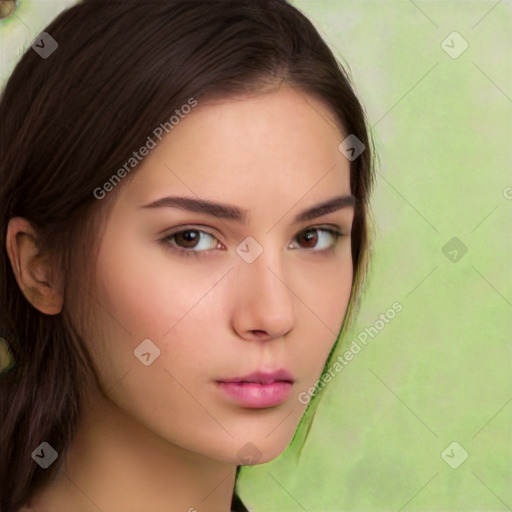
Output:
left=1, top=1, right=511, bottom=511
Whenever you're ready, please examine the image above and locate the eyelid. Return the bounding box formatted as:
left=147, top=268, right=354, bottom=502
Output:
left=159, top=224, right=223, bottom=244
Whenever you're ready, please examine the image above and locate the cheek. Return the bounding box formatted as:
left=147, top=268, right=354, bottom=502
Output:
left=89, top=231, right=225, bottom=387
left=84, top=243, right=225, bottom=442
left=93, top=226, right=195, bottom=339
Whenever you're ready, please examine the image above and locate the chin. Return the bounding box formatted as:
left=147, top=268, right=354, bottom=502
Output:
left=229, top=430, right=296, bottom=466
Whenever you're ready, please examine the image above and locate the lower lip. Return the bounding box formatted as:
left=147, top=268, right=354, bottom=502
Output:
left=216, top=381, right=293, bottom=408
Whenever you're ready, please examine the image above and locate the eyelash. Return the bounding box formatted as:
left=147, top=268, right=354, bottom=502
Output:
left=159, top=226, right=346, bottom=259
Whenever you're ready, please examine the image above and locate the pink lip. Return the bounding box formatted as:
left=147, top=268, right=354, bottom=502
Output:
left=216, top=369, right=295, bottom=408
left=216, top=381, right=293, bottom=408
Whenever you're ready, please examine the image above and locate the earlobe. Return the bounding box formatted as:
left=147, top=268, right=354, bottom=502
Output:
left=5, top=217, right=64, bottom=315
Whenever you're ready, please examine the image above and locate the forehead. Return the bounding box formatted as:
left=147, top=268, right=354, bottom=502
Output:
left=119, top=86, right=351, bottom=213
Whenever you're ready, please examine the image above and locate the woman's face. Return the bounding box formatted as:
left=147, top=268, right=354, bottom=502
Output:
left=83, top=85, right=354, bottom=465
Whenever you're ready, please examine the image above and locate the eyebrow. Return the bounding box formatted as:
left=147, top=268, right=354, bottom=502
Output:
left=140, top=194, right=356, bottom=224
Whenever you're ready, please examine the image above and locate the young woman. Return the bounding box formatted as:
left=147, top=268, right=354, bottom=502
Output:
left=0, top=1, right=376, bottom=510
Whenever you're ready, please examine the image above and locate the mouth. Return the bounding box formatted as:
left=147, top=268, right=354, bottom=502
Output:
left=216, top=369, right=295, bottom=408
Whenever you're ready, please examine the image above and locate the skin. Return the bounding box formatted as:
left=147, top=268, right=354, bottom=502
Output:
left=7, top=84, right=354, bottom=512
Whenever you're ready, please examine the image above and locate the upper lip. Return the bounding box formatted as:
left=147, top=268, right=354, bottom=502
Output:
left=217, top=369, right=295, bottom=384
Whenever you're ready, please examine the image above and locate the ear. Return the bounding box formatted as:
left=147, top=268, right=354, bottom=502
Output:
left=5, top=217, right=64, bottom=315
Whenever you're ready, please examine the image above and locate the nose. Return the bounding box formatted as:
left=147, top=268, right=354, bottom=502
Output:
left=231, top=249, right=296, bottom=341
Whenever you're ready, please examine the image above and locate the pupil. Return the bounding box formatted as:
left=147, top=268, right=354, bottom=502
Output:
left=180, top=230, right=198, bottom=247
left=301, top=230, right=317, bottom=248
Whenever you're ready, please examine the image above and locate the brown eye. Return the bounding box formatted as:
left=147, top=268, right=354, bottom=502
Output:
left=160, top=228, right=220, bottom=258
left=297, top=229, right=318, bottom=249
left=174, top=229, right=201, bottom=249
left=290, top=227, right=344, bottom=252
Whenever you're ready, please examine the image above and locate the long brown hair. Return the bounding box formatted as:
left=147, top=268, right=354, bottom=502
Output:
left=0, top=1, right=376, bottom=510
